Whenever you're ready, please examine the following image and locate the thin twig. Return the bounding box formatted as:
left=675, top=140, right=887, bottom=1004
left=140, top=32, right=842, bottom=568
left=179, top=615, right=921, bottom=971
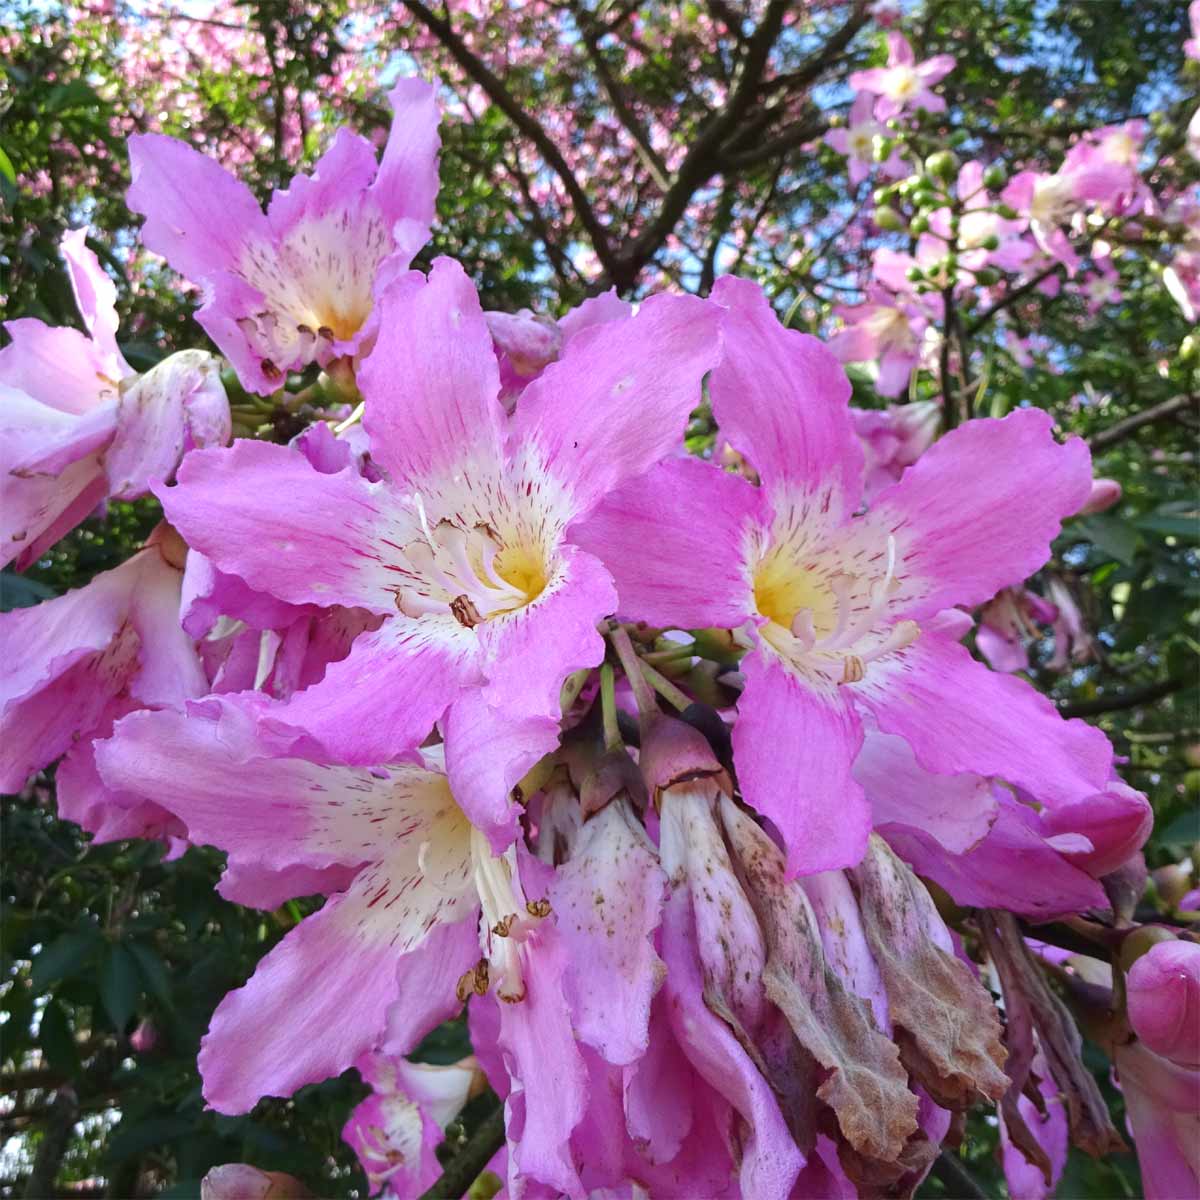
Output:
left=1057, top=675, right=1191, bottom=719
left=417, top=1099, right=506, bottom=1200
left=1088, top=394, right=1199, bottom=452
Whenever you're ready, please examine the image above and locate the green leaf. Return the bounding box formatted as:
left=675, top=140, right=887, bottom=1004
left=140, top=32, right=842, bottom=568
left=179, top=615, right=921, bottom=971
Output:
left=0, top=146, right=14, bottom=185
left=31, top=929, right=101, bottom=993
left=1133, top=514, right=1200, bottom=540
left=128, top=941, right=174, bottom=1010
left=1075, top=515, right=1142, bottom=565
left=0, top=571, right=54, bottom=612
left=100, top=943, right=140, bottom=1032
left=39, top=1000, right=81, bottom=1076
left=106, top=1114, right=197, bottom=1162
left=1155, top=807, right=1200, bottom=847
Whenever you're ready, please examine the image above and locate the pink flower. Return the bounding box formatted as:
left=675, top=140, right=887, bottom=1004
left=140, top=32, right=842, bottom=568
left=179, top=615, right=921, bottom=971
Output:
left=157, top=260, right=718, bottom=846
left=829, top=286, right=930, bottom=397
left=127, top=79, right=441, bottom=394
left=1079, top=477, right=1123, bottom=514
left=824, top=93, right=887, bottom=186
left=976, top=586, right=1059, bottom=674
left=575, top=277, right=1115, bottom=876
left=0, top=232, right=229, bottom=569
left=1164, top=244, right=1200, bottom=323
left=850, top=400, right=941, bottom=499
left=849, top=33, right=955, bottom=121
left=1185, top=1, right=1200, bottom=60
left=343, top=1052, right=481, bottom=1195
left=1127, top=942, right=1200, bottom=1070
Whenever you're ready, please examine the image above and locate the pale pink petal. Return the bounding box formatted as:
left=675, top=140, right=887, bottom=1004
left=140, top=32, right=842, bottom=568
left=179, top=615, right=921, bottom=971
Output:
left=266, top=128, right=380, bottom=233
left=511, top=292, right=720, bottom=516
left=158, top=439, right=403, bottom=612
left=854, top=729, right=997, bottom=853
left=870, top=409, right=1093, bottom=619
left=127, top=133, right=269, bottom=282
left=199, top=855, right=466, bottom=1113
left=557, top=288, right=633, bottom=343
left=270, top=615, right=481, bottom=764
left=360, top=258, right=505, bottom=491
left=570, top=455, right=759, bottom=629
left=371, top=77, right=442, bottom=230
left=733, top=653, right=871, bottom=876
left=60, top=229, right=122, bottom=367
left=710, top=276, right=862, bottom=516
left=0, top=321, right=120, bottom=416
left=549, top=799, right=667, bottom=1065
left=853, top=632, right=1112, bottom=810
left=217, top=860, right=361, bottom=909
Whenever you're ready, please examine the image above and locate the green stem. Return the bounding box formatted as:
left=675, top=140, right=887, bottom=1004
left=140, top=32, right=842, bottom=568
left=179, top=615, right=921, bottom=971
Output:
left=599, top=662, right=621, bottom=750
left=639, top=660, right=691, bottom=712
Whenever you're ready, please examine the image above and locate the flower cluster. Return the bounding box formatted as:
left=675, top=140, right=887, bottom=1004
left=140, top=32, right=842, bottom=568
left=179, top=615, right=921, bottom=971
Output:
left=1, top=56, right=1185, bottom=1200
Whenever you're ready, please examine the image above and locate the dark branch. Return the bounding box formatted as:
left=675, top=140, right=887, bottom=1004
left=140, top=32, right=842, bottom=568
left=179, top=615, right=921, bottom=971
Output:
left=399, top=0, right=622, bottom=284
left=417, top=1097, right=506, bottom=1200
left=1057, top=676, right=1191, bottom=719
left=929, top=1150, right=990, bottom=1200
left=965, top=264, right=1062, bottom=336
left=1088, top=394, right=1199, bottom=452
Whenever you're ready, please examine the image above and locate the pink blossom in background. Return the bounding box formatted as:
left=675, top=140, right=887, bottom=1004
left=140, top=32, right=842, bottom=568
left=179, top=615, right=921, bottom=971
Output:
left=1164, top=243, right=1200, bottom=322
left=850, top=399, right=941, bottom=499
left=849, top=33, right=954, bottom=121
left=1185, top=0, right=1200, bottom=61
left=830, top=286, right=931, bottom=397
left=824, top=93, right=888, bottom=186
left=127, top=78, right=441, bottom=394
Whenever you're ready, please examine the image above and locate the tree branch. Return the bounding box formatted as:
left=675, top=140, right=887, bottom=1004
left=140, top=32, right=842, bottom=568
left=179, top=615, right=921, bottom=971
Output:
left=417, top=1097, right=505, bottom=1200
left=1088, top=394, right=1199, bottom=452
left=399, top=0, right=622, bottom=284
left=1057, top=675, right=1191, bottom=718
left=929, top=1150, right=990, bottom=1200
left=965, top=263, right=1062, bottom=336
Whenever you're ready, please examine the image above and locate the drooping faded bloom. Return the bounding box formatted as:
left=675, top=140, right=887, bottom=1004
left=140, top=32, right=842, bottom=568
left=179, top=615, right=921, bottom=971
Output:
left=127, top=79, right=440, bottom=394
left=1, top=231, right=229, bottom=569
left=158, top=259, right=718, bottom=844
left=848, top=33, right=954, bottom=120
left=575, top=276, right=1117, bottom=875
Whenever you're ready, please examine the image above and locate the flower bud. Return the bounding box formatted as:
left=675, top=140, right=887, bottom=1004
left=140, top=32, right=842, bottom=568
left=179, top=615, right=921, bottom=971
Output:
left=982, top=164, right=1009, bottom=190
left=973, top=267, right=1000, bottom=285
left=1119, top=924, right=1179, bottom=972
left=1078, top=477, right=1122, bottom=515
left=201, top=1166, right=313, bottom=1200
left=1127, top=941, right=1200, bottom=1069
left=981, top=233, right=1001, bottom=251
left=925, top=150, right=959, bottom=182
left=129, top=1019, right=158, bottom=1054
left=996, top=203, right=1020, bottom=220
left=906, top=266, right=925, bottom=282
left=873, top=205, right=907, bottom=232
left=909, top=214, right=930, bottom=235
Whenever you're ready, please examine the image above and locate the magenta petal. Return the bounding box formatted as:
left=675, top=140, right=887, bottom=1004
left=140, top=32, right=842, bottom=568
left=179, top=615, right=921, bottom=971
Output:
left=511, top=292, right=721, bottom=517
left=853, top=632, right=1113, bottom=809
left=199, top=862, right=422, bottom=1113
left=443, top=693, right=554, bottom=849
left=733, top=653, right=870, bottom=876
left=1037, top=783, right=1152, bottom=878
left=871, top=409, right=1093, bottom=619
left=570, top=455, right=759, bottom=629
left=217, top=859, right=361, bottom=909
left=854, top=729, right=997, bottom=854
left=95, top=705, right=462, bottom=873
left=127, top=133, right=269, bottom=282
left=549, top=799, right=667, bottom=1065
left=360, top=258, right=505, bottom=491
left=372, top=77, right=442, bottom=230
left=382, top=917, right=481, bottom=1058
left=711, top=275, right=862, bottom=515
left=159, top=439, right=398, bottom=612
left=271, top=616, right=480, bottom=763
left=496, top=927, right=588, bottom=1197
left=60, top=229, right=122, bottom=366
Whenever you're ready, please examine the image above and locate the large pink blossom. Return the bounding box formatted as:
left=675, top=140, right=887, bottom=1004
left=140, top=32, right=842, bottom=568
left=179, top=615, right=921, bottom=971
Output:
left=156, top=258, right=718, bottom=848
left=848, top=33, right=954, bottom=121
left=127, top=79, right=440, bottom=394
left=575, top=277, right=1115, bottom=875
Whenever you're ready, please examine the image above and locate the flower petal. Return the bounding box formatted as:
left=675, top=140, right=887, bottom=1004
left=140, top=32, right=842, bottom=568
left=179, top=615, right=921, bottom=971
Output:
left=711, top=275, right=862, bottom=517
left=511, top=292, right=720, bottom=517
left=371, top=77, right=442, bottom=230
left=570, top=455, right=758, bottom=629
left=733, top=653, right=870, bottom=877
left=870, top=409, right=1092, bottom=620
left=158, top=439, right=403, bottom=613
left=360, top=257, right=505, bottom=492
left=851, top=632, right=1113, bottom=809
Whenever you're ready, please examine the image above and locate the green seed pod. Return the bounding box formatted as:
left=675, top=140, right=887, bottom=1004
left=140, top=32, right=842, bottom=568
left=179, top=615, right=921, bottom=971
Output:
left=982, top=163, right=1009, bottom=191
left=909, top=214, right=930, bottom=236
left=873, top=205, right=907, bottom=232
left=925, top=150, right=959, bottom=182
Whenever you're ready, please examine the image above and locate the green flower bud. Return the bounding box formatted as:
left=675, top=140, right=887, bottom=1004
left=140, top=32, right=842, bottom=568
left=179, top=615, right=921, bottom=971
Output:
left=996, top=203, right=1020, bottom=220
left=982, top=163, right=1008, bottom=191
left=906, top=266, right=925, bottom=282
left=873, top=205, right=907, bottom=232
left=925, top=150, right=959, bottom=182
left=981, top=233, right=1001, bottom=251
left=948, top=129, right=969, bottom=149
left=1118, top=925, right=1178, bottom=973
left=909, top=214, right=930, bottom=235
left=973, top=267, right=1000, bottom=285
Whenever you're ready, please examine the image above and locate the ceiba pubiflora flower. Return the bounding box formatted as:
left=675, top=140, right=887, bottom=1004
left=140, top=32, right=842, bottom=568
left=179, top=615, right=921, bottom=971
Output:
left=575, top=276, right=1114, bottom=876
